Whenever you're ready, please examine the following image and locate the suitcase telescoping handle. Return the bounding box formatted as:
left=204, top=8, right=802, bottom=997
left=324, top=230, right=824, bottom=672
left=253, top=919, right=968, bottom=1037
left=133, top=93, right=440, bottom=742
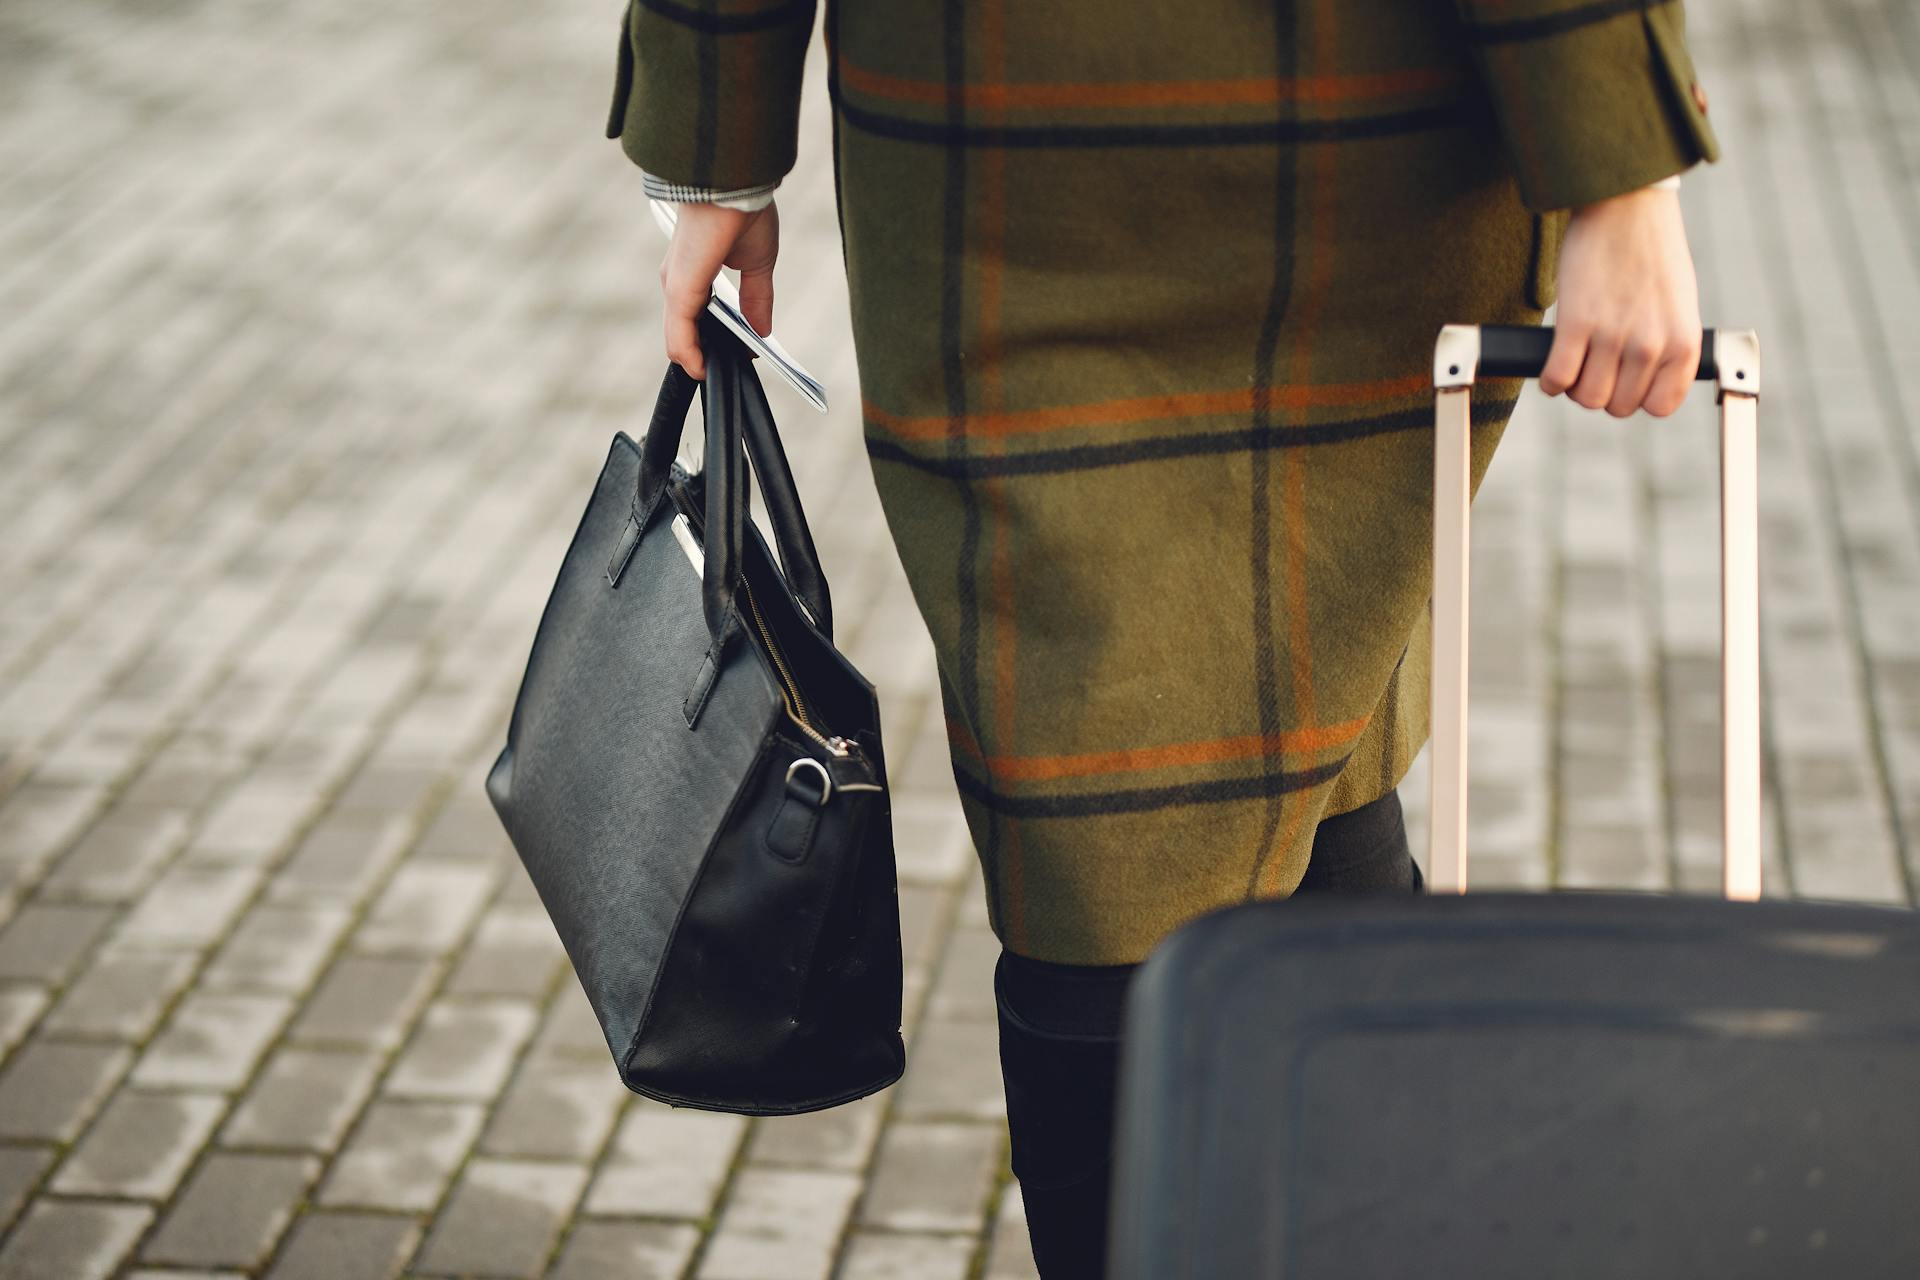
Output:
left=1430, top=325, right=1763, bottom=901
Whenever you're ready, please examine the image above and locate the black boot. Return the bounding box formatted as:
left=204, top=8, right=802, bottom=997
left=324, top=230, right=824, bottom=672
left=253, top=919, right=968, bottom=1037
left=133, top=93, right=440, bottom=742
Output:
left=994, top=949, right=1138, bottom=1280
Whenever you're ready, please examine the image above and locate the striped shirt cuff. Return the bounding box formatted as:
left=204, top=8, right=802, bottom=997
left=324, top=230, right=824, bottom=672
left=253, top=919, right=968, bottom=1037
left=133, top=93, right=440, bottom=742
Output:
left=641, top=170, right=779, bottom=213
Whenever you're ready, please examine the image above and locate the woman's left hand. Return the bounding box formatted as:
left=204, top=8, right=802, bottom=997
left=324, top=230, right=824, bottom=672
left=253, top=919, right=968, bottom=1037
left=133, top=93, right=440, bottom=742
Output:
left=659, top=200, right=779, bottom=380
left=1540, top=183, right=1702, bottom=419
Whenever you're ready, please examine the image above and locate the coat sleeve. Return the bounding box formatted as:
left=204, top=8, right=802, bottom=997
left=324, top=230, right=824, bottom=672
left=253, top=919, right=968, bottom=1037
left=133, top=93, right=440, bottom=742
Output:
left=1452, top=0, right=1722, bottom=213
left=605, top=0, right=818, bottom=192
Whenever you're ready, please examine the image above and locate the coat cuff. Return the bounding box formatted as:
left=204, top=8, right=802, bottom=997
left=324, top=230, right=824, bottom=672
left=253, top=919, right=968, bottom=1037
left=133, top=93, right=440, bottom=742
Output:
left=641, top=171, right=780, bottom=212
left=604, top=0, right=817, bottom=193
left=1457, top=0, right=1721, bottom=213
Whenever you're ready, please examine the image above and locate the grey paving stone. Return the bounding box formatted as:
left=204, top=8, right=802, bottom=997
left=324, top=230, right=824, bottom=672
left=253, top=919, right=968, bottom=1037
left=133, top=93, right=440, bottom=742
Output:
left=37, top=809, right=189, bottom=901
left=1785, top=807, right=1909, bottom=903
left=0, top=1146, right=54, bottom=1236
left=383, top=997, right=538, bottom=1100
left=143, top=1152, right=318, bottom=1269
left=695, top=1167, right=862, bottom=1280
left=897, top=884, right=953, bottom=974
left=353, top=861, right=497, bottom=955
left=0, top=1199, right=152, bottom=1280
left=287, top=954, right=438, bottom=1050
left=893, top=754, right=967, bottom=815
left=265, top=1211, right=420, bottom=1280
left=0, top=986, right=49, bottom=1057
left=413, top=791, right=515, bottom=863
left=0, top=1039, right=131, bottom=1142
left=489, top=866, right=546, bottom=915
left=480, top=1055, right=625, bottom=1162
left=892, top=1019, right=1006, bottom=1123
left=187, top=778, right=319, bottom=866
left=413, top=1157, right=588, bottom=1278
left=746, top=1088, right=887, bottom=1173
left=901, top=968, right=934, bottom=1036
left=319, top=1100, right=484, bottom=1213
left=857, top=1122, right=1002, bottom=1233
left=0, top=784, right=104, bottom=880
left=547, top=1220, right=702, bottom=1280
left=889, top=795, right=975, bottom=887
left=51, top=1088, right=227, bottom=1200
left=267, top=811, right=411, bottom=906
left=585, top=1105, right=746, bottom=1219
left=42, top=950, right=197, bottom=1040
left=116, top=744, right=237, bottom=814
left=982, top=1186, right=1040, bottom=1280
left=1557, top=825, right=1667, bottom=891
left=445, top=907, right=566, bottom=999
left=220, top=1046, right=382, bottom=1153
left=332, top=755, right=443, bottom=816
left=112, top=864, right=259, bottom=950
left=131, top=992, right=293, bottom=1091
left=201, top=902, right=353, bottom=992
left=837, top=1230, right=976, bottom=1280
left=529, top=983, right=609, bottom=1061
left=925, top=926, right=1000, bottom=1022
left=0, top=903, right=115, bottom=982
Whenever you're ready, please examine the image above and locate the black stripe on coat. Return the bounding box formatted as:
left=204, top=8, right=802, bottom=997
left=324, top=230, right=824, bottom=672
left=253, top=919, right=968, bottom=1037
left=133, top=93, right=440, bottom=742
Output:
left=1243, top=0, right=1299, bottom=900
left=937, top=0, right=1002, bottom=926
left=830, top=94, right=1479, bottom=149
left=863, top=398, right=1521, bottom=480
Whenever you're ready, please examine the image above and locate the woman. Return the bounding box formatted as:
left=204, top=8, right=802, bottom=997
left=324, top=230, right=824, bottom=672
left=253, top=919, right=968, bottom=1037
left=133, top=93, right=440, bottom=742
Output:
left=610, top=0, right=1719, bottom=1272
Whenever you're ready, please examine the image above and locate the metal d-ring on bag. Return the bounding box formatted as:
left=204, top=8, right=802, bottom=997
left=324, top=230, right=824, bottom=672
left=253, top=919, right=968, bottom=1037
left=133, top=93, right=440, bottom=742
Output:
left=485, top=311, right=905, bottom=1115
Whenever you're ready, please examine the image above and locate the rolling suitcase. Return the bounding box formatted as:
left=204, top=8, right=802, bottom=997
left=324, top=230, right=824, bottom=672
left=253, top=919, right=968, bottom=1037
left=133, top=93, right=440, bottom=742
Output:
left=1108, top=326, right=1920, bottom=1279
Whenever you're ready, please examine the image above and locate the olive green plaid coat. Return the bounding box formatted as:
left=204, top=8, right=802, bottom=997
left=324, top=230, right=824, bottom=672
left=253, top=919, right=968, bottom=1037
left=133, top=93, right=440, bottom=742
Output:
left=608, top=0, right=1720, bottom=965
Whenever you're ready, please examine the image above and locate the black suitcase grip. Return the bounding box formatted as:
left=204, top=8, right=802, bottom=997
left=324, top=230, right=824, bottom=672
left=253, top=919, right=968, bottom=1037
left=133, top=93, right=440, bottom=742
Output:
left=1477, top=324, right=1719, bottom=381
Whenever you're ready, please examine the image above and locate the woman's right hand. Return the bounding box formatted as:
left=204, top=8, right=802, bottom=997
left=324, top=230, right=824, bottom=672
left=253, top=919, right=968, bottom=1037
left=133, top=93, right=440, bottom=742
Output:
left=659, top=200, right=779, bottom=381
left=1540, top=183, right=1702, bottom=419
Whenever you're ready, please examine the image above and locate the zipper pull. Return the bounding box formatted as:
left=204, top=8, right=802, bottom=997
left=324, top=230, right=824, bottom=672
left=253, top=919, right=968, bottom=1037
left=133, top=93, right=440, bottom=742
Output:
left=823, top=738, right=885, bottom=795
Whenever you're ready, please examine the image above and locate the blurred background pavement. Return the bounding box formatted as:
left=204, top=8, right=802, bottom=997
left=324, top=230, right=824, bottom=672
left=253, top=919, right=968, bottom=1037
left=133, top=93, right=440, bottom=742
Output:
left=0, top=0, right=1917, bottom=1275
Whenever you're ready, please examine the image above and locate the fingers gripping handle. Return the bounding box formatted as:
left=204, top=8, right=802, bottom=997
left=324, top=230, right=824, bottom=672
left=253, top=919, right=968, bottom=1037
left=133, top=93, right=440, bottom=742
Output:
left=1428, top=325, right=1763, bottom=901
left=1436, top=326, right=1755, bottom=389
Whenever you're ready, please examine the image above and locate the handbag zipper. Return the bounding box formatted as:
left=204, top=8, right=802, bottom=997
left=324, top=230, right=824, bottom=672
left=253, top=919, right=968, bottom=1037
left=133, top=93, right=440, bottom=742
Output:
left=673, top=494, right=853, bottom=759
left=740, top=579, right=859, bottom=758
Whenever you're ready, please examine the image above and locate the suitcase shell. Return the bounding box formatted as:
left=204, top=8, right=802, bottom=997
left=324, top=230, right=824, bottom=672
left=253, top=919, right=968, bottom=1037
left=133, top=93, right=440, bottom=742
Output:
left=1108, top=326, right=1920, bottom=1279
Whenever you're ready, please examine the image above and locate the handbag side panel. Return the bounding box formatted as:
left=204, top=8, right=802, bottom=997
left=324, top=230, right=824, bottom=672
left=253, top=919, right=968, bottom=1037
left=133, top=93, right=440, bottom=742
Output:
left=487, top=433, right=783, bottom=1068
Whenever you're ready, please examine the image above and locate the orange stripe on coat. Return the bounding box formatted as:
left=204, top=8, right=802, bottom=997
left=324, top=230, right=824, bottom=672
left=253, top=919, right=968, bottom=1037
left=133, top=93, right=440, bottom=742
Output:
left=947, top=715, right=1369, bottom=781
left=1257, top=0, right=1343, bottom=900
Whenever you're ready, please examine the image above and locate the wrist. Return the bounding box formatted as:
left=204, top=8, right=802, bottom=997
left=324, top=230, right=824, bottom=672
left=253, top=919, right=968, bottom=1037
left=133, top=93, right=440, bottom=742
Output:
left=1570, top=174, right=1682, bottom=222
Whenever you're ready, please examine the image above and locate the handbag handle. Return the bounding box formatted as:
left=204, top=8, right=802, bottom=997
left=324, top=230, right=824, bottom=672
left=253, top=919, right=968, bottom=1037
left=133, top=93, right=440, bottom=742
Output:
left=734, top=339, right=834, bottom=638
left=633, top=312, right=834, bottom=640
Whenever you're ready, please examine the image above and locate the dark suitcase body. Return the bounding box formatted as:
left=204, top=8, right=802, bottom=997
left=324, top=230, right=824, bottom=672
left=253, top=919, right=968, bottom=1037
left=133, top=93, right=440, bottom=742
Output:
left=1109, top=327, right=1920, bottom=1277
left=1110, top=892, right=1920, bottom=1278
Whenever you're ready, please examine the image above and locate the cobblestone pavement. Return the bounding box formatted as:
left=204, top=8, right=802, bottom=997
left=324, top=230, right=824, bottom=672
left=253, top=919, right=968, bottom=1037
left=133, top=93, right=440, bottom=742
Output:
left=0, top=0, right=1916, bottom=1275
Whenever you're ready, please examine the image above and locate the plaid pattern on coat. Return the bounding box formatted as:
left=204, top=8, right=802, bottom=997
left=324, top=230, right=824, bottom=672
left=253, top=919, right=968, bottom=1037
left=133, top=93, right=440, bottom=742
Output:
left=607, top=0, right=1721, bottom=964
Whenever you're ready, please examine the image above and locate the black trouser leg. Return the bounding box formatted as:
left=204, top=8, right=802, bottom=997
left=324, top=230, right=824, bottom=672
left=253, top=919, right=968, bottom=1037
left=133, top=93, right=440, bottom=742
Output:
left=994, top=948, right=1135, bottom=1280
left=1293, top=784, right=1425, bottom=895
left=994, top=786, right=1420, bottom=1278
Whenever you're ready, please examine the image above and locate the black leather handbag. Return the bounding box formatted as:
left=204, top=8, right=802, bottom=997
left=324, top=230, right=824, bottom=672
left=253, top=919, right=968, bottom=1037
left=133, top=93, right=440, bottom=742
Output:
left=485, top=313, right=906, bottom=1115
